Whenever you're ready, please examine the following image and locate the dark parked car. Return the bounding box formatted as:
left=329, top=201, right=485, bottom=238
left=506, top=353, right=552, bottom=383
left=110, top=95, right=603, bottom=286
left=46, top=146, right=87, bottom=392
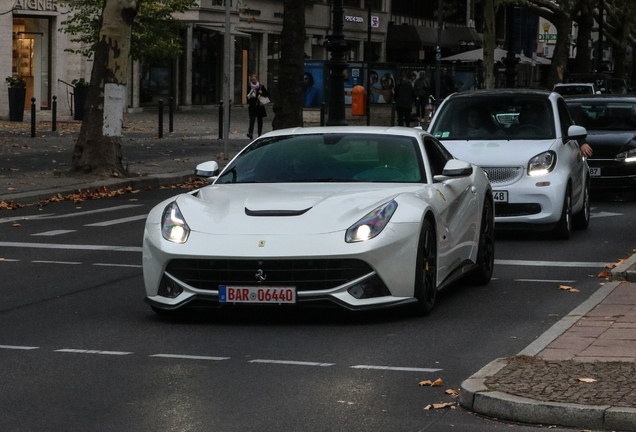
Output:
left=565, top=95, right=636, bottom=190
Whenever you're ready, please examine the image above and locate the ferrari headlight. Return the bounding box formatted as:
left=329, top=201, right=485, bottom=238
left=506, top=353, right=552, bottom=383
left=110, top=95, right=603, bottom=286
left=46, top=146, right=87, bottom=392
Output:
left=528, top=151, right=556, bottom=177
left=346, top=200, right=398, bottom=243
left=161, top=201, right=190, bottom=243
left=616, top=148, right=636, bottom=163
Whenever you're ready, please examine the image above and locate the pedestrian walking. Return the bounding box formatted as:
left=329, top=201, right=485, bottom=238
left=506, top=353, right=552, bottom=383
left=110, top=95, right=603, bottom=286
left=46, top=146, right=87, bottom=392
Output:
left=413, top=71, right=430, bottom=121
left=246, top=74, right=269, bottom=139
left=394, top=77, right=416, bottom=127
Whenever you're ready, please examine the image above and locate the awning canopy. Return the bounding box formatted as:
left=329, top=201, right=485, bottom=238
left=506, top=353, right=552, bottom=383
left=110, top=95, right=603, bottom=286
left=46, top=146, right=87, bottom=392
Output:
left=196, top=24, right=252, bottom=37
left=386, top=24, right=472, bottom=50
left=442, top=47, right=551, bottom=65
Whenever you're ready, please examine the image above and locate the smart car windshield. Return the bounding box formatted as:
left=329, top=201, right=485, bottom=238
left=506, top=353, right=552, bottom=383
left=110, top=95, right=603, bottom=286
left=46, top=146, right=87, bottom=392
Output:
left=566, top=100, right=636, bottom=131
left=430, top=96, right=556, bottom=141
left=215, top=133, right=425, bottom=183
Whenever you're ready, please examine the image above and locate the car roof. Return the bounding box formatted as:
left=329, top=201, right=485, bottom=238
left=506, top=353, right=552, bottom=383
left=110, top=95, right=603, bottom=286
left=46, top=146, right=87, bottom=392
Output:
left=445, top=89, right=553, bottom=99
left=259, top=126, right=431, bottom=139
left=555, top=83, right=595, bottom=87
left=563, top=95, right=636, bottom=102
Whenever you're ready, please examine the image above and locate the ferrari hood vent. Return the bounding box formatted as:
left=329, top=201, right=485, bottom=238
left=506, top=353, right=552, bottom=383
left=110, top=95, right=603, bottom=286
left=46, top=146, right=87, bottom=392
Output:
left=245, top=207, right=312, bottom=217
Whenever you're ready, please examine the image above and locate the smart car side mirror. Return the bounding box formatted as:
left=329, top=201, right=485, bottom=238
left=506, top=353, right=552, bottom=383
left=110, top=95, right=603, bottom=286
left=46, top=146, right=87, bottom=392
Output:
left=567, top=125, right=587, bottom=141
left=195, top=161, right=220, bottom=179
left=434, top=160, right=473, bottom=182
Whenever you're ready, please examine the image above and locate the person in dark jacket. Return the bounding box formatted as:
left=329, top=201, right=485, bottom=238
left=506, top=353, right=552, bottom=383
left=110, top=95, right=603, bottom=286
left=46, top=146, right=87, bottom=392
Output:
left=393, top=77, right=415, bottom=127
left=246, top=74, right=269, bottom=139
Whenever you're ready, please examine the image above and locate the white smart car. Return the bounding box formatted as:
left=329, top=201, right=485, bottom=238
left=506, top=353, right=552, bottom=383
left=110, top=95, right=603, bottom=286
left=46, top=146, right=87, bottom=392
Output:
left=143, top=127, right=494, bottom=315
left=428, top=89, right=590, bottom=239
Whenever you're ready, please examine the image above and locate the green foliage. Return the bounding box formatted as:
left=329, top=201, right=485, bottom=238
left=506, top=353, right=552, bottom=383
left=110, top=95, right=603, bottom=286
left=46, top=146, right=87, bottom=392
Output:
left=6, top=76, right=27, bottom=89
left=59, top=0, right=196, bottom=63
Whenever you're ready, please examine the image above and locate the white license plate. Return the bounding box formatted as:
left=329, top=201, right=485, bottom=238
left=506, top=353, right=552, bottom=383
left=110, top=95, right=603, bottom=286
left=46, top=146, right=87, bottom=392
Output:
left=589, top=167, right=601, bottom=177
left=492, top=190, right=508, bottom=203
left=219, top=286, right=297, bottom=304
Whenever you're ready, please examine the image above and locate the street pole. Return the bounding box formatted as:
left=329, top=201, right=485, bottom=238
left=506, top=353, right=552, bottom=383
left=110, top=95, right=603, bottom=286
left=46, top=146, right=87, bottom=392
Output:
left=223, top=0, right=231, bottom=159
left=325, top=0, right=351, bottom=126
left=596, top=0, right=603, bottom=72
left=366, top=1, right=371, bottom=126
left=503, top=4, right=518, bottom=88
left=435, top=0, right=442, bottom=103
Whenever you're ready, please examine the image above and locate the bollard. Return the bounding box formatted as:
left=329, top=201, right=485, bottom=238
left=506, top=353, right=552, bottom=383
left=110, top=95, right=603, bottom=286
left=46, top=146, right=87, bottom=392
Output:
left=169, top=97, right=174, bottom=133
left=31, top=97, right=36, bottom=138
left=320, top=103, right=326, bottom=126
left=218, top=101, right=223, bottom=139
left=158, top=99, right=164, bottom=139
left=391, top=101, right=396, bottom=127
left=52, top=96, right=57, bottom=132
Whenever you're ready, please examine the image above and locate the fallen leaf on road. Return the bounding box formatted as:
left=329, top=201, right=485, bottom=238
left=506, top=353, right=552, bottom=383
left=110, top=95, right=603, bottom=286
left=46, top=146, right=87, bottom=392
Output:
left=578, top=378, right=597, bottom=383
left=9, top=168, right=19, bottom=171
left=424, top=402, right=456, bottom=410
left=558, top=285, right=580, bottom=293
left=12, top=223, right=21, bottom=227
left=419, top=378, right=443, bottom=387
left=7, top=188, right=16, bottom=191
left=445, top=389, right=460, bottom=396
left=598, top=271, right=610, bottom=278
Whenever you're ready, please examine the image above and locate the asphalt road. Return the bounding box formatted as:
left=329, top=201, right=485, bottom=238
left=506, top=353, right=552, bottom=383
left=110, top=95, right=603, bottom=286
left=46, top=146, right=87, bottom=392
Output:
left=0, top=190, right=633, bottom=432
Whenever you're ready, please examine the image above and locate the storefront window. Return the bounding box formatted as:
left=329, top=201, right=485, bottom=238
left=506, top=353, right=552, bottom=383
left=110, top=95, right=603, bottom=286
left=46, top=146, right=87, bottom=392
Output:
left=13, top=18, right=50, bottom=109
left=191, top=28, right=222, bottom=104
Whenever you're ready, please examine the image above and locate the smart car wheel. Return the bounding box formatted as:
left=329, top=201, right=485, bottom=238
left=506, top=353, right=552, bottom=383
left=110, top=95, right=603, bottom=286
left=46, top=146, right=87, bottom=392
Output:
left=573, top=180, right=590, bottom=230
left=414, top=219, right=437, bottom=315
left=471, top=197, right=495, bottom=285
left=554, top=186, right=572, bottom=240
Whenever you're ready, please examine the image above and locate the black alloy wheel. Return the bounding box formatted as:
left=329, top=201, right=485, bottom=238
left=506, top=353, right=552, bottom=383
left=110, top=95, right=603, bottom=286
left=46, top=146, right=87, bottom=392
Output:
left=414, top=219, right=437, bottom=315
left=554, top=186, right=572, bottom=240
left=471, top=197, right=495, bottom=285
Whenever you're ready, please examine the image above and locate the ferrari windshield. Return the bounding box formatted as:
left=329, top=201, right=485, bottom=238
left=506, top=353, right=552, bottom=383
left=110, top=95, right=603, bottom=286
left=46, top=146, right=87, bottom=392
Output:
left=430, top=96, right=556, bottom=141
left=216, top=133, right=425, bottom=184
left=566, top=100, right=636, bottom=131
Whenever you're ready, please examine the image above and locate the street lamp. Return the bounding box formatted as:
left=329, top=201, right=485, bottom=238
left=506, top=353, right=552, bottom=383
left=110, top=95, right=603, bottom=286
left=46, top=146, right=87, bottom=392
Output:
left=324, top=0, right=351, bottom=126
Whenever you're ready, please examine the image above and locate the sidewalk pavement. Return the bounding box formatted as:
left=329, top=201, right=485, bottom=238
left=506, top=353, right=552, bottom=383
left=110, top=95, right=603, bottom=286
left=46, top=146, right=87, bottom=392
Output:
left=460, top=259, right=636, bottom=431
left=2, top=106, right=636, bottom=431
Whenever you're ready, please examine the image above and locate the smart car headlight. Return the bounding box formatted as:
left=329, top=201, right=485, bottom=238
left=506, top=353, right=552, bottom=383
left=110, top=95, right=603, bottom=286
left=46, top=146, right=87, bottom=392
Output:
left=528, top=151, right=556, bottom=176
left=346, top=200, right=398, bottom=243
left=161, top=201, right=190, bottom=243
left=616, top=148, right=636, bottom=163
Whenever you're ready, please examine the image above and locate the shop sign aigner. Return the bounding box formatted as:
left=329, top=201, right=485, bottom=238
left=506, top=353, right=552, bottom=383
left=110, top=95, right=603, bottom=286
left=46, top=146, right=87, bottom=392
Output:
left=13, top=0, right=58, bottom=11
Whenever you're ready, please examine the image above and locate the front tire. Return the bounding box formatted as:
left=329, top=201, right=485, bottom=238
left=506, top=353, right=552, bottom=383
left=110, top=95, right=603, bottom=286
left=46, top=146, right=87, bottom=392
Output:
left=573, top=180, right=590, bottom=230
left=471, top=197, right=495, bottom=285
left=554, top=186, right=572, bottom=240
left=414, top=219, right=437, bottom=315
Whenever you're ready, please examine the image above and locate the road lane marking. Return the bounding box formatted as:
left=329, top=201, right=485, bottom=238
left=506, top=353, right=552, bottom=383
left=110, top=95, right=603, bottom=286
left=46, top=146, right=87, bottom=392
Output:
left=32, top=260, right=82, bottom=265
left=55, top=349, right=132, bottom=356
left=0, top=214, right=55, bottom=224
left=249, top=359, right=335, bottom=367
left=31, top=230, right=77, bottom=236
left=85, top=214, right=148, bottom=227
left=93, top=263, right=142, bottom=268
left=0, top=345, right=39, bottom=350
left=514, top=279, right=577, bottom=283
left=591, top=211, right=622, bottom=218
left=34, top=205, right=144, bottom=220
left=495, top=259, right=607, bottom=268
left=0, top=258, right=20, bottom=262
left=150, top=354, right=230, bottom=361
left=351, top=365, right=443, bottom=372
left=0, top=242, right=142, bottom=252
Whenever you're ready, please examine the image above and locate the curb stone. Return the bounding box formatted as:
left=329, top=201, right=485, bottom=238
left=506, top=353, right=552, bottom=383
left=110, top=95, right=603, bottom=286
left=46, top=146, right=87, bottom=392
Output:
left=459, top=255, right=636, bottom=431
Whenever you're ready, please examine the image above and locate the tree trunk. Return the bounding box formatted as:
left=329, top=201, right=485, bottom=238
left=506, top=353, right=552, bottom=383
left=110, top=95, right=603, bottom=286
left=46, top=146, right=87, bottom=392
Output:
left=71, top=0, right=140, bottom=176
left=546, top=16, right=572, bottom=88
left=272, top=0, right=305, bottom=130
left=482, top=0, right=498, bottom=89
left=572, top=8, right=593, bottom=73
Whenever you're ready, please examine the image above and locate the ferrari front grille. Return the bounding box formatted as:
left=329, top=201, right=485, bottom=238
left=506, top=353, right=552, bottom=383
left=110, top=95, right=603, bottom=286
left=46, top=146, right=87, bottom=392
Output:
left=165, top=258, right=374, bottom=292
